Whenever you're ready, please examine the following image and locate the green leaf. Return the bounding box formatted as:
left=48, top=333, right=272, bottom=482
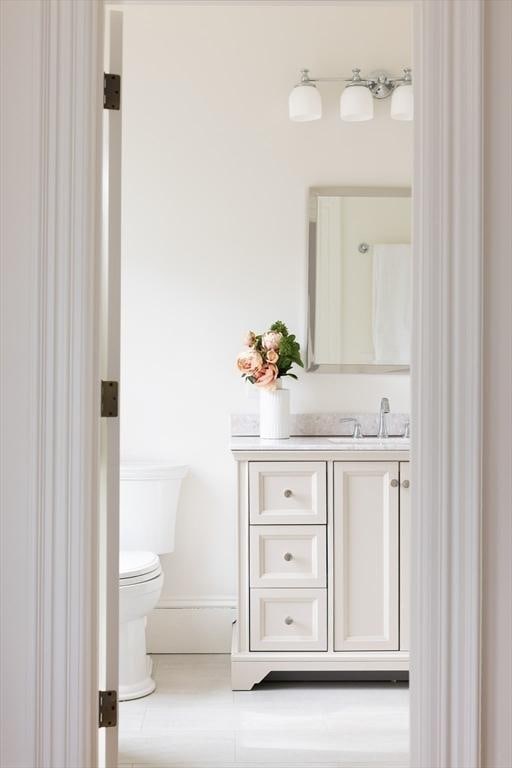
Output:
left=270, top=320, right=288, bottom=336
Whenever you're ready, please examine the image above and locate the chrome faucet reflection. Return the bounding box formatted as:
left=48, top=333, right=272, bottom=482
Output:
left=377, top=397, right=390, bottom=439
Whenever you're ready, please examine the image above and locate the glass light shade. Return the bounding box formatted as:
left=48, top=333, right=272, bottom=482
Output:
left=340, top=84, right=373, bottom=122
left=391, top=84, right=413, bottom=121
left=289, top=84, right=322, bottom=122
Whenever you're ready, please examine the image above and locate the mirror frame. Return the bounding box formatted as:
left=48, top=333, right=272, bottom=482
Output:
left=306, top=186, right=411, bottom=373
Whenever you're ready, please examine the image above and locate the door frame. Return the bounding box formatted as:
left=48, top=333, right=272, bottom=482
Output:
left=0, top=1, right=484, bottom=767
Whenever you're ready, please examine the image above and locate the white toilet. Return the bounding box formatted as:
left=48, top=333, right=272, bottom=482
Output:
left=119, top=461, right=188, bottom=701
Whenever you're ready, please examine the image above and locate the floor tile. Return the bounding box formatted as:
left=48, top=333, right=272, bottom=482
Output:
left=120, top=730, right=235, bottom=766
left=119, top=655, right=409, bottom=768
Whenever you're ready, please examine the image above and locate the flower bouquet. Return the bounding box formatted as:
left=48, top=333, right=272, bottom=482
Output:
left=236, top=321, right=303, bottom=438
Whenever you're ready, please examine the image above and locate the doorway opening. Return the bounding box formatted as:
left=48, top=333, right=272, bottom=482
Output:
left=102, top=2, right=413, bottom=766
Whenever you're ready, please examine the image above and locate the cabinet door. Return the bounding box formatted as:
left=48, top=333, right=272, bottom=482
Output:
left=334, top=462, right=399, bottom=651
left=400, top=461, right=411, bottom=651
left=249, top=462, right=326, bottom=524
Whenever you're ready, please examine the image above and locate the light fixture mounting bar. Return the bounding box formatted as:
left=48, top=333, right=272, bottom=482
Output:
left=297, top=67, right=412, bottom=99
left=308, top=76, right=354, bottom=83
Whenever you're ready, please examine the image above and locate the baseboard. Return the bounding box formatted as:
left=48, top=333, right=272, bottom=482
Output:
left=146, top=596, right=237, bottom=653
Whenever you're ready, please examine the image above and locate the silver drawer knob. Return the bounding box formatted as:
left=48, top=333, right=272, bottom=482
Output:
left=283, top=552, right=293, bottom=562
left=284, top=616, right=294, bottom=625
left=390, top=479, right=399, bottom=488
left=402, top=479, right=410, bottom=489
left=283, top=489, right=292, bottom=498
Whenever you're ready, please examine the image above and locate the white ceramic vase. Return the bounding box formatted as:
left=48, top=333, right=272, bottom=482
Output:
left=259, top=380, right=290, bottom=439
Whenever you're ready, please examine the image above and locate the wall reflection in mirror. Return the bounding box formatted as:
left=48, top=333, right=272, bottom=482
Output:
left=307, top=187, right=411, bottom=373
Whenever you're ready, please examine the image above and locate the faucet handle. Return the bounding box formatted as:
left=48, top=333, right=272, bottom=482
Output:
left=339, top=417, right=363, bottom=439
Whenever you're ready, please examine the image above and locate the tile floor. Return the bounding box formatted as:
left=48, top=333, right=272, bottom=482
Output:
left=119, top=655, right=409, bottom=768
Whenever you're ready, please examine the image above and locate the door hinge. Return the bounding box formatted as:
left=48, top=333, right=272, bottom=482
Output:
left=98, top=690, right=117, bottom=728
left=101, top=380, right=119, bottom=417
left=104, top=73, right=121, bottom=110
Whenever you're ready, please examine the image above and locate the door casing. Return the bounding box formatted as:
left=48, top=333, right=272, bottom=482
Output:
left=0, top=1, right=485, bottom=767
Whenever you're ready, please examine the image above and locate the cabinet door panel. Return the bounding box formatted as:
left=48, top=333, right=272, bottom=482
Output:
left=249, top=462, right=326, bottom=524
left=334, top=461, right=399, bottom=651
left=400, top=461, right=411, bottom=650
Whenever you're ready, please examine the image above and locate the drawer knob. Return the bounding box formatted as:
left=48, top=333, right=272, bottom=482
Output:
left=284, top=616, right=294, bottom=625
left=402, top=479, right=410, bottom=489
left=283, top=489, right=293, bottom=498
left=283, top=552, right=293, bottom=562
left=390, top=479, right=399, bottom=488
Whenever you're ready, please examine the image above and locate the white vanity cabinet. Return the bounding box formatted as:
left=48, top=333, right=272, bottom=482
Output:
left=231, top=439, right=410, bottom=691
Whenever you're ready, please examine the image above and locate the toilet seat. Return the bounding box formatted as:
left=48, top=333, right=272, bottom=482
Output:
left=120, top=551, right=161, bottom=586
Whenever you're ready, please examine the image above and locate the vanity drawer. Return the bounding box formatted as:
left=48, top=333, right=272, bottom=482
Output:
left=250, top=525, right=327, bottom=588
left=250, top=588, right=327, bottom=651
left=249, top=461, right=326, bottom=524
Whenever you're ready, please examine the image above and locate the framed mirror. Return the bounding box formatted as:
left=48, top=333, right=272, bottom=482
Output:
left=306, top=186, right=411, bottom=373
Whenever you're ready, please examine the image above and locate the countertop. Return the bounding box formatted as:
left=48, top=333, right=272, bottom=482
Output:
left=230, top=435, right=410, bottom=452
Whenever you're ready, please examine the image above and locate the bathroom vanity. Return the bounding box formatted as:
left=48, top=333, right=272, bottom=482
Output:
left=230, top=436, right=410, bottom=690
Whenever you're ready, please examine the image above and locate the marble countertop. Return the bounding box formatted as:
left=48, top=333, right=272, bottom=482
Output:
left=230, top=436, right=410, bottom=452
left=231, top=412, right=410, bottom=438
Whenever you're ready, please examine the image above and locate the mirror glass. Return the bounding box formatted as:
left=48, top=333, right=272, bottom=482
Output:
left=307, top=187, right=411, bottom=372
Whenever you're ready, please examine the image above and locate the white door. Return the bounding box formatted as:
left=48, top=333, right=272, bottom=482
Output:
left=399, top=461, right=411, bottom=650
left=333, top=461, right=399, bottom=651
left=99, top=10, right=123, bottom=768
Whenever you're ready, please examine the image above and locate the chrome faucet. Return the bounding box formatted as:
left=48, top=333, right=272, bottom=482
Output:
left=339, top=417, right=363, bottom=438
left=377, top=398, right=390, bottom=439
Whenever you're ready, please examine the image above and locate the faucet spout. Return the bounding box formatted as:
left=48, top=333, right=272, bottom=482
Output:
left=378, top=397, right=390, bottom=439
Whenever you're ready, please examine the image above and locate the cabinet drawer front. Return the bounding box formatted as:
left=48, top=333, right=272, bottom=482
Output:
left=250, top=588, right=327, bottom=651
left=250, top=525, right=327, bottom=588
left=249, top=462, right=326, bottom=524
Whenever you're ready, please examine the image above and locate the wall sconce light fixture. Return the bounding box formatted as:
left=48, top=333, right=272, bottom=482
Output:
left=289, top=67, right=413, bottom=123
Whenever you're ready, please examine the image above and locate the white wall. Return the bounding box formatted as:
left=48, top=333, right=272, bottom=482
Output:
left=118, top=3, right=412, bottom=649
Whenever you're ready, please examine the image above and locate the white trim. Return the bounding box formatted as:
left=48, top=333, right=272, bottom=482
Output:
left=157, top=595, right=237, bottom=609
left=35, top=3, right=103, bottom=766
left=147, top=603, right=236, bottom=653
left=1, top=1, right=487, bottom=766
left=0, top=1, right=103, bottom=767
left=411, top=2, right=483, bottom=767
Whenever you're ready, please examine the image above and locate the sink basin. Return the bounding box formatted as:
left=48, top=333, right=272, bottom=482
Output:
left=328, top=436, right=409, bottom=447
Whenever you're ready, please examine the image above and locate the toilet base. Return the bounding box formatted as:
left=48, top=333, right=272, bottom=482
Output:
left=119, top=614, right=157, bottom=701
left=119, top=655, right=156, bottom=701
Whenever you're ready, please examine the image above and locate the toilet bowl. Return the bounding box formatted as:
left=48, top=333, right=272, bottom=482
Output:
left=119, top=462, right=187, bottom=701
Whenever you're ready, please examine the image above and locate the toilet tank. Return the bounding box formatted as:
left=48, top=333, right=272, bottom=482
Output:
left=120, top=462, right=188, bottom=555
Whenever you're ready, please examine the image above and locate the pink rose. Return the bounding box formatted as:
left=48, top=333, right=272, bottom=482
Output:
left=244, top=331, right=256, bottom=347
left=253, top=363, right=279, bottom=390
left=262, top=331, right=282, bottom=350
left=236, top=349, right=263, bottom=375
left=266, top=349, right=279, bottom=364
